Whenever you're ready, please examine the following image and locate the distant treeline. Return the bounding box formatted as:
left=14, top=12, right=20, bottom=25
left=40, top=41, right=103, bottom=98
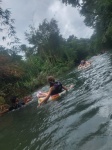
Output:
left=1, top=0, right=112, bottom=104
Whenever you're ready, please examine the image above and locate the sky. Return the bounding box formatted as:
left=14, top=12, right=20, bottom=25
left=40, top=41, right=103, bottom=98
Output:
left=1, top=0, right=93, bottom=48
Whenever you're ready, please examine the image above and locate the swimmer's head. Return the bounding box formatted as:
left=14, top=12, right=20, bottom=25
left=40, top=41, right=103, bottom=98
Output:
left=81, top=60, right=85, bottom=65
left=47, top=76, right=55, bottom=83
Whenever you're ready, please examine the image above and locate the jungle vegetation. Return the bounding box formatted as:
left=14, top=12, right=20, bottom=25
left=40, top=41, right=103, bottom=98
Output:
left=0, top=0, right=112, bottom=104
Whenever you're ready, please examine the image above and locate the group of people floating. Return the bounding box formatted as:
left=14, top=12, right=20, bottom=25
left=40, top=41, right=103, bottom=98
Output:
left=0, top=95, right=32, bottom=116
left=0, top=59, right=91, bottom=115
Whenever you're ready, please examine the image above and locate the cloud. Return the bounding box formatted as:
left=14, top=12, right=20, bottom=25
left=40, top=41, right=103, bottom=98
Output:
left=1, top=0, right=93, bottom=48
left=48, top=1, right=93, bottom=38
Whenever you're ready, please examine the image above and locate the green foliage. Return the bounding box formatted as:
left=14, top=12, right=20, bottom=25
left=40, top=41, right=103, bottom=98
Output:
left=19, top=19, right=91, bottom=94
left=1, top=18, right=92, bottom=103
left=62, top=0, right=112, bottom=50
left=25, top=19, right=64, bottom=64
left=0, top=0, right=19, bottom=45
left=0, top=46, right=26, bottom=102
left=2, top=0, right=112, bottom=104
left=0, top=96, right=5, bottom=105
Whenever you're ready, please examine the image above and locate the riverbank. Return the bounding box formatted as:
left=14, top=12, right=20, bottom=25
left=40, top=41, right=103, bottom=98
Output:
left=1, top=53, right=112, bottom=150
left=0, top=60, right=75, bottom=105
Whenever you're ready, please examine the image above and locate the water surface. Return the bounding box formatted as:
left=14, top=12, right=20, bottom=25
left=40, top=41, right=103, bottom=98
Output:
left=0, top=52, right=112, bottom=150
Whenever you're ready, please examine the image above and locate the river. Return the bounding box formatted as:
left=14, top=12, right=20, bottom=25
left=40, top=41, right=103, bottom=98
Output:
left=0, top=52, right=112, bottom=150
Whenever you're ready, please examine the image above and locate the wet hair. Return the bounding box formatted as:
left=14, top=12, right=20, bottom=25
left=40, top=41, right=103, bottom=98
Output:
left=47, top=76, right=55, bottom=82
left=10, top=96, right=17, bottom=103
left=81, top=60, right=85, bottom=65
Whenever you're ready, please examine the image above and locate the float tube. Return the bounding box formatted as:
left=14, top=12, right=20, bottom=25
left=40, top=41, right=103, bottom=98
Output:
left=78, top=63, right=91, bottom=70
left=37, top=85, right=74, bottom=104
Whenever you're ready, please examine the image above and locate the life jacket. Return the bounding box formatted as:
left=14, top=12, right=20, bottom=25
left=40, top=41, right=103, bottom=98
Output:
left=50, top=81, right=62, bottom=96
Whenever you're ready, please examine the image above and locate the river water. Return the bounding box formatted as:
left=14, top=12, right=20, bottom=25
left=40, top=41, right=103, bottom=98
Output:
left=0, top=52, right=112, bottom=150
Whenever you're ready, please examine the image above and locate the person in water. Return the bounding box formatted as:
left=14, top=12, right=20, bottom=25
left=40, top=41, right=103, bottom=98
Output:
left=8, top=96, right=25, bottom=111
left=0, top=96, right=30, bottom=115
left=23, top=96, right=32, bottom=104
left=39, top=76, right=68, bottom=105
left=81, top=60, right=86, bottom=65
left=78, top=60, right=91, bottom=69
left=0, top=96, right=23, bottom=115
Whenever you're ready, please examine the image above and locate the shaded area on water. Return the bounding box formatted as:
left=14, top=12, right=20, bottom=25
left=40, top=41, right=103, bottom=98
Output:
left=1, top=52, right=112, bottom=150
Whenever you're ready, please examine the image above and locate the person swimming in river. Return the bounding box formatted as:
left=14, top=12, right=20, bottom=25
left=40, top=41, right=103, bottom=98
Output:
left=8, top=96, right=25, bottom=111
left=0, top=96, right=32, bottom=115
left=0, top=96, right=25, bottom=115
left=78, top=60, right=91, bottom=69
left=38, top=76, right=68, bottom=105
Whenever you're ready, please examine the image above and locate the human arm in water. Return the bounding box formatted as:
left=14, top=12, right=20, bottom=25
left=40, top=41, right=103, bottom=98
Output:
left=39, top=84, right=69, bottom=106
left=62, top=85, right=68, bottom=91
left=85, top=61, right=91, bottom=66
left=39, top=87, right=54, bottom=106
left=37, top=92, right=48, bottom=98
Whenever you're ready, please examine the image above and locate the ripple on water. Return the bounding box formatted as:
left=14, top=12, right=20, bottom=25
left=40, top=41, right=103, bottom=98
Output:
left=1, top=52, right=112, bottom=150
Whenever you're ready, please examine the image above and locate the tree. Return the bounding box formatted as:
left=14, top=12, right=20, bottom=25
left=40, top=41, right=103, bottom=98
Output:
left=25, top=18, right=63, bottom=64
left=0, top=0, right=19, bottom=45
left=61, top=0, right=80, bottom=7
left=62, top=0, right=112, bottom=49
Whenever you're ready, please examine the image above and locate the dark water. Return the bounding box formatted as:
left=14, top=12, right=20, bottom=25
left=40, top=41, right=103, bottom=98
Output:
left=1, top=52, right=112, bottom=150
